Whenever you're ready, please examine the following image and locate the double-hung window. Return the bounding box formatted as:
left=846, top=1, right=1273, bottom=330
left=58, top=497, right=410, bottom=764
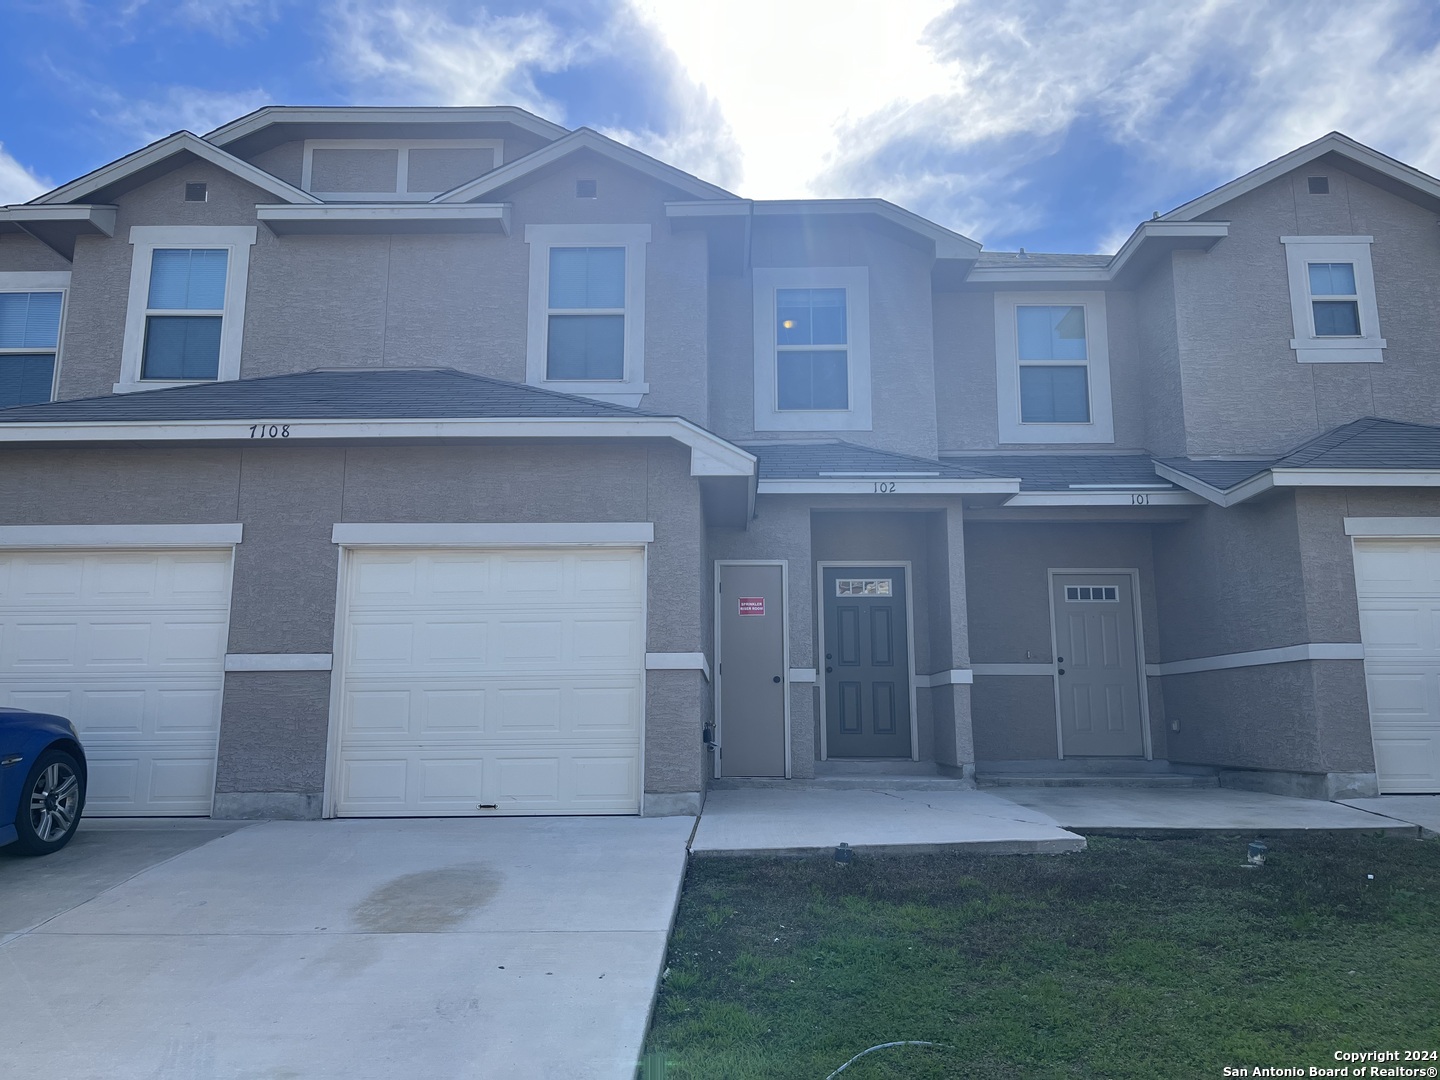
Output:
left=118, top=226, right=256, bottom=392
left=1282, top=236, right=1385, bottom=363
left=994, top=291, right=1113, bottom=444
left=525, top=224, right=650, bottom=405
left=0, top=274, right=66, bottom=409
left=753, top=266, right=871, bottom=431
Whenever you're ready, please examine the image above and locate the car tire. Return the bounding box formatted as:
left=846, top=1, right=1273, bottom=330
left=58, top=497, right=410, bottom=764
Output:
left=12, top=748, right=85, bottom=856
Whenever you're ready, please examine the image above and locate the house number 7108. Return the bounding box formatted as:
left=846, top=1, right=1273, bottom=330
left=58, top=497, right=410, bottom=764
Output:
left=873, top=481, right=897, bottom=493
left=249, top=425, right=291, bottom=438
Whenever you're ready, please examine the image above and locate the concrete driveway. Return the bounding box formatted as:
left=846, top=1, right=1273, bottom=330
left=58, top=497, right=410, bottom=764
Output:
left=0, top=815, right=693, bottom=1080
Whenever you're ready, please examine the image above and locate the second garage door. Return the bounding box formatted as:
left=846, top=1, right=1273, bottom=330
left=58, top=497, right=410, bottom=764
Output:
left=1354, top=538, right=1440, bottom=793
left=333, top=547, right=645, bottom=815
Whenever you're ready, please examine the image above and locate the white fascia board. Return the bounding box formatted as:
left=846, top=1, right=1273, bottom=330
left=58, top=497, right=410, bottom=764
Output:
left=0, top=204, right=118, bottom=235
left=665, top=200, right=753, bottom=219
left=964, top=265, right=1112, bottom=284
left=756, top=477, right=1018, bottom=495
left=1003, top=491, right=1206, bottom=507
left=0, top=523, right=243, bottom=547
left=751, top=199, right=981, bottom=260
left=333, top=522, right=654, bottom=546
left=1345, top=516, right=1440, bottom=536
left=1159, top=133, right=1440, bottom=222
left=34, top=132, right=322, bottom=206
left=257, top=203, right=511, bottom=234
left=225, top=653, right=333, bottom=672
left=434, top=128, right=736, bottom=203
left=1152, top=461, right=1275, bottom=506
left=644, top=652, right=712, bottom=681
left=1154, top=642, right=1365, bottom=676
left=0, top=415, right=755, bottom=479
left=1272, top=469, right=1440, bottom=488
left=205, top=106, right=570, bottom=146
left=966, top=223, right=1230, bottom=285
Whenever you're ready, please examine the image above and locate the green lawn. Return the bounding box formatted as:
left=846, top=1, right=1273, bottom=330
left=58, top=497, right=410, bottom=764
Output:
left=642, top=835, right=1440, bottom=1079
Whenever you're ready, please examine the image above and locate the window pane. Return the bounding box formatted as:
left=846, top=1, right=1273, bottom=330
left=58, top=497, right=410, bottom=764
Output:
left=1308, top=262, right=1356, bottom=296
left=0, top=353, right=55, bottom=408
left=0, top=292, right=62, bottom=349
left=148, top=249, right=228, bottom=310
left=546, top=314, right=625, bottom=379
left=1020, top=365, right=1090, bottom=423
left=548, top=247, right=624, bottom=310
left=777, top=288, right=846, bottom=346
left=777, top=350, right=849, bottom=410
left=1313, top=300, right=1361, bottom=336
left=142, top=315, right=222, bottom=379
left=1017, top=306, right=1087, bottom=361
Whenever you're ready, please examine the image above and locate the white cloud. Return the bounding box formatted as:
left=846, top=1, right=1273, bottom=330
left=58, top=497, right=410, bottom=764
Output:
left=107, top=86, right=276, bottom=142
left=0, top=144, right=51, bottom=205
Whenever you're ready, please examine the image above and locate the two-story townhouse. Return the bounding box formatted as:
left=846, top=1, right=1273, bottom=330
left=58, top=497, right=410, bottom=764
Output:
left=0, top=108, right=1436, bottom=824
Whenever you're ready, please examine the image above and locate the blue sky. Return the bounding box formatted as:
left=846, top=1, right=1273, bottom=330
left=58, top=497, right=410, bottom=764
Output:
left=4, top=0, right=1440, bottom=254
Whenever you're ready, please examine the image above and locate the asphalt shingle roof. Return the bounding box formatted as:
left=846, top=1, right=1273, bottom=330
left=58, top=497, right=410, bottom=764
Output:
left=0, top=368, right=659, bottom=423
left=942, top=454, right=1175, bottom=491
left=742, top=441, right=1008, bottom=481
left=1155, top=458, right=1273, bottom=491
left=974, top=251, right=1112, bottom=269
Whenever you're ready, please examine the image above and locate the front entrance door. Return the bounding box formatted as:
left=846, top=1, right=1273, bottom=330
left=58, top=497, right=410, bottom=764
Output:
left=822, top=565, right=912, bottom=758
left=717, top=562, right=787, bottom=777
left=1051, top=572, right=1145, bottom=757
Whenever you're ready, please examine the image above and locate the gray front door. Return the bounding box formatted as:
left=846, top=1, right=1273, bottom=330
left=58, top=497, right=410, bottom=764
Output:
left=1052, top=573, right=1145, bottom=757
left=717, top=563, right=786, bottom=777
left=823, top=565, right=912, bottom=758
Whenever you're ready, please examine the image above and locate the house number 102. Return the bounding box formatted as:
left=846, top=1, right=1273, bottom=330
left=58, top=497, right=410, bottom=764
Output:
left=873, top=481, right=897, bottom=493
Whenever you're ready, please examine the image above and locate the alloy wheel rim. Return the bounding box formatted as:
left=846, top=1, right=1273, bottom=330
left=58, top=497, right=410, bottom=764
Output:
left=29, top=763, right=79, bottom=842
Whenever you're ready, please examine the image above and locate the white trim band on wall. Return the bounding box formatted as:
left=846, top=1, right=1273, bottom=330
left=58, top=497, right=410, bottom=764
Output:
left=0, top=524, right=244, bottom=548
left=225, top=653, right=333, bottom=672
left=1344, top=517, right=1440, bottom=536
left=1153, top=643, right=1365, bottom=677
left=916, top=669, right=975, bottom=687
left=332, top=522, right=655, bottom=546
left=972, top=663, right=1055, bottom=677
left=788, top=668, right=817, bottom=684
left=644, top=652, right=711, bottom=682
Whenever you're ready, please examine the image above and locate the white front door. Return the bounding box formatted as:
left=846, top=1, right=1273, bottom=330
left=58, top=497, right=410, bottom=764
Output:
left=1354, top=539, right=1440, bottom=792
left=1051, top=572, right=1145, bottom=757
left=0, top=549, right=233, bottom=815
left=333, top=547, right=645, bottom=815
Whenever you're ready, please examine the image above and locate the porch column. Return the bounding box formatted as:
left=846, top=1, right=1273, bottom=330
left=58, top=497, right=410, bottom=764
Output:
left=928, top=504, right=975, bottom=777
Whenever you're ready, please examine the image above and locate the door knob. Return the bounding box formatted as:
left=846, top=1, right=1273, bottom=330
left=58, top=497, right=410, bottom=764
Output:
left=826, top=666, right=833, bottom=673
left=1057, top=656, right=1064, bottom=663
left=772, top=675, right=782, bottom=683
left=825, top=653, right=832, bottom=660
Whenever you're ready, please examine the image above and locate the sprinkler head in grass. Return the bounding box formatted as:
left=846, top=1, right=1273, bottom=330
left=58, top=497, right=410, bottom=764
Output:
left=834, top=842, right=852, bottom=864
left=1247, top=841, right=1268, bottom=866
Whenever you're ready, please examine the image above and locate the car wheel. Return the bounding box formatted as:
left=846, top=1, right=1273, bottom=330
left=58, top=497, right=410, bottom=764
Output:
left=13, top=748, right=84, bottom=856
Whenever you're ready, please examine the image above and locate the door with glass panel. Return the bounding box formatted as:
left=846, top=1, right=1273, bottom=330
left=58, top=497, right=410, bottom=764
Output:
left=1051, top=573, right=1145, bottom=757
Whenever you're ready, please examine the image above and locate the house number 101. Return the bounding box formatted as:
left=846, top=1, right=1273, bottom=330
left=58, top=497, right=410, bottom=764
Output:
left=873, top=481, right=897, bottom=493
left=1131, top=493, right=1150, bottom=505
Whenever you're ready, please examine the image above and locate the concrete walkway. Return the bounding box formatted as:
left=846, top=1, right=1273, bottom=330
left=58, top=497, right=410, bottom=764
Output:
left=1340, top=795, right=1440, bottom=838
left=0, top=816, right=692, bottom=1080
left=690, top=787, right=1087, bottom=855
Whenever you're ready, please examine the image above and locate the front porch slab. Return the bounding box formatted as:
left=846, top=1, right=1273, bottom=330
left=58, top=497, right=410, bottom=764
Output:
left=689, top=787, right=1086, bottom=856
left=997, top=786, right=1421, bottom=836
left=1339, top=795, right=1440, bottom=838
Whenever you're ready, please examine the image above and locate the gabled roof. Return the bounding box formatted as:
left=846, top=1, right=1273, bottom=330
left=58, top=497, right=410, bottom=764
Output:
left=0, top=367, right=656, bottom=422
left=30, top=131, right=321, bottom=206
left=205, top=105, right=569, bottom=151
left=1156, top=418, right=1440, bottom=505
left=434, top=127, right=737, bottom=203
left=1159, top=132, right=1440, bottom=221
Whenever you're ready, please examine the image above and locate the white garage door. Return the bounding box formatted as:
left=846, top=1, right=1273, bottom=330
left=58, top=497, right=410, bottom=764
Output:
left=0, top=549, right=232, bottom=814
left=334, top=547, right=644, bottom=816
left=1354, top=539, right=1440, bottom=792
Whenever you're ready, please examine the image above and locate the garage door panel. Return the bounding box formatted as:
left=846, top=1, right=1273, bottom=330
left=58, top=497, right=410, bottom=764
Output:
left=1355, top=539, right=1440, bottom=792
left=336, top=547, right=644, bottom=816
left=0, top=549, right=232, bottom=815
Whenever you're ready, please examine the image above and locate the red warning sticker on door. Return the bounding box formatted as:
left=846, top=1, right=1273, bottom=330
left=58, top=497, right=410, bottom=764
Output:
left=738, top=597, right=766, bottom=617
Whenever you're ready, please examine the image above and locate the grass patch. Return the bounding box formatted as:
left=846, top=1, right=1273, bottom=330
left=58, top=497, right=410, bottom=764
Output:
left=643, top=835, right=1440, bottom=1079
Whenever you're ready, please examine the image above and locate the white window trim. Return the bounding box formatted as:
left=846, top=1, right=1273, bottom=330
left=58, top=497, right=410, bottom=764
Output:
left=301, top=139, right=503, bottom=201
left=994, top=291, right=1114, bottom=445
left=117, top=225, right=257, bottom=394
left=330, top=522, right=655, bottom=547
left=0, top=271, right=70, bottom=406
left=0, top=523, right=243, bottom=547
left=752, top=266, right=872, bottom=432
left=524, top=224, right=651, bottom=406
left=1281, top=236, right=1386, bottom=363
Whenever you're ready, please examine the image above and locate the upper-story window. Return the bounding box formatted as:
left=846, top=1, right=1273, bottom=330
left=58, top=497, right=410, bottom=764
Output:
left=302, top=140, right=502, bottom=201
left=525, top=224, right=650, bottom=406
left=1282, top=236, right=1385, bottom=363
left=753, top=267, right=871, bottom=432
left=0, top=273, right=67, bottom=409
left=994, top=291, right=1114, bottom=444
left=118, top=226, right=256, bottom=393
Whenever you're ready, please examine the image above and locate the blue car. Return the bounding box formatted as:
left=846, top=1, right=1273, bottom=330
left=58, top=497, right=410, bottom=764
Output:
left=1, top=708, right=87, bottom=855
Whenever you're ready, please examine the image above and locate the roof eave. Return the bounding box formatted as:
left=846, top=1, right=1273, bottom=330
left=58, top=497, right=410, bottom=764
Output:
left=204, top=105, right=571, bottom=148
